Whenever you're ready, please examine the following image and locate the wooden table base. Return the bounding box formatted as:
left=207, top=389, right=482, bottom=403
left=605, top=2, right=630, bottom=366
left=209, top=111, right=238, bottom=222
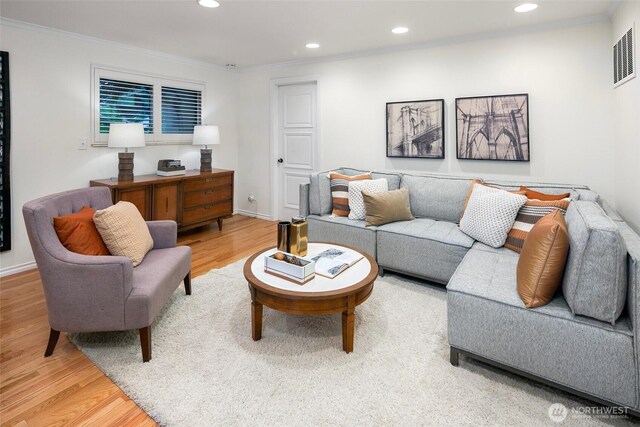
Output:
left=248, top=283, right=372, bottom=353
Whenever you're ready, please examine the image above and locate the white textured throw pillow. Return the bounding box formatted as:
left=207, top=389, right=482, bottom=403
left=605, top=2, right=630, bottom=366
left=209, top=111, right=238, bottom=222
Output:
left=460, top=184, right=527, bottom=248
left=348, top=179, right=388, bottom=220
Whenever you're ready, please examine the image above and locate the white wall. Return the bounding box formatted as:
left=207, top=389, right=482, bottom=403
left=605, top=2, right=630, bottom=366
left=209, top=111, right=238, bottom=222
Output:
left=612, top=2, right=640, bottom=232
left=236, top=21, right=615, bottom=220
left=0, top=21, right=238, bottom=273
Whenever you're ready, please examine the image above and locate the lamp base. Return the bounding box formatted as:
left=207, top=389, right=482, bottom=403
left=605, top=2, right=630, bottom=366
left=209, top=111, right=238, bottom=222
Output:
left=200, top=148, right=212, bottom=173
left=118, top=152, right=135, bottom=181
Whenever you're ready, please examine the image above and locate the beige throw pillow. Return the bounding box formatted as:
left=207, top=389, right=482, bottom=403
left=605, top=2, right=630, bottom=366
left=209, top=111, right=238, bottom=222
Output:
left=93, top=201, right=153, bottom=267
left=362, top=188, right=414, bottom=226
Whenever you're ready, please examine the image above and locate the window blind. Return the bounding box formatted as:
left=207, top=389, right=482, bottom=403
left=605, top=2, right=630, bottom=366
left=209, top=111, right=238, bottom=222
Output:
left=161, top=86, right=202, bottom=134
left=99, top=78, right=153, bottom=134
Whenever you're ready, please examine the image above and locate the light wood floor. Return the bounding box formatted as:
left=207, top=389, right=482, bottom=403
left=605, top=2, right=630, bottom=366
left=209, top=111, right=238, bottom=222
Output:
left=0, top=215, right=277, bottom=426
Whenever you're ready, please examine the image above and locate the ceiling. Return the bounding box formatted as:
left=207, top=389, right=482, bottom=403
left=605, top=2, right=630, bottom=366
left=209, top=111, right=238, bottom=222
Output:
left=0, top=1, right=614, bottom=68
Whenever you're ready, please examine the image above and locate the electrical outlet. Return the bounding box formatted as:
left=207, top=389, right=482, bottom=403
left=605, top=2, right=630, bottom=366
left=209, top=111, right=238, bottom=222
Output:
left=78, top=137, right=88, bottom=150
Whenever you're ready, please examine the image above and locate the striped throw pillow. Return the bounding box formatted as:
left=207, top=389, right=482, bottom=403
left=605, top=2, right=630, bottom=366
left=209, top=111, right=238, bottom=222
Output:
left=329, top=172, right=372, bottom=216
left=504, top=198, right=571, bottom=253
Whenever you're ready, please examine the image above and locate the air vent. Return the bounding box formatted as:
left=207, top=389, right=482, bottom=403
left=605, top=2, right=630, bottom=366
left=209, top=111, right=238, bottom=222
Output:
left=614, top=23, right=636, bottom=87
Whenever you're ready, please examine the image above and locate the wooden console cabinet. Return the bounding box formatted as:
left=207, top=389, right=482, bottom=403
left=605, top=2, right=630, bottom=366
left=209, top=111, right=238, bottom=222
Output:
left=90, top=169, right=234, bottom=232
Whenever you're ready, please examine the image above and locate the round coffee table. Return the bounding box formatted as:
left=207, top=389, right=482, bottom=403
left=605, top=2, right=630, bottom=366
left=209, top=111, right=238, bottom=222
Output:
left=243, top=242, right=378, bottom=353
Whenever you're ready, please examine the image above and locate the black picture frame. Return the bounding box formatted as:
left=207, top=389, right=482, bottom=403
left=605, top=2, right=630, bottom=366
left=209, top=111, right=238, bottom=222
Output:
left=0, top=51, right=10, bottom=252
left=455, top=93, right=529, bottom=162
left=386, top=99, right=445, bottom=159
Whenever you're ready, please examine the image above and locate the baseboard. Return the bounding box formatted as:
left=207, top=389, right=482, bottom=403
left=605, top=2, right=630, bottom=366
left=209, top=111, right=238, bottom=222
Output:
left=0, top=261, right=37, bottom=278
left=234, top=209, right=273, bottom=221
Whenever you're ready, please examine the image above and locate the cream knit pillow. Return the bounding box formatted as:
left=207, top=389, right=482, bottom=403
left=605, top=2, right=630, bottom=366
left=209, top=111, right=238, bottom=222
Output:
left=348, top=178, right=389, bottom=220
left=93, top=201, right=153, bottom=266
left=459, top=184, right=527, bottom=248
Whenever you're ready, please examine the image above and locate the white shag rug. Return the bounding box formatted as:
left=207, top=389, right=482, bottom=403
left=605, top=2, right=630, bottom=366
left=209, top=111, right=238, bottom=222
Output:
left=71, top=260, right=635, bottom=426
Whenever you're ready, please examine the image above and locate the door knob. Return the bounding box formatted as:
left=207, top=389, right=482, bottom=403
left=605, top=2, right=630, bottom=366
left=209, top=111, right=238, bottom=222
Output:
left=277, top=158, right=283, bottom=163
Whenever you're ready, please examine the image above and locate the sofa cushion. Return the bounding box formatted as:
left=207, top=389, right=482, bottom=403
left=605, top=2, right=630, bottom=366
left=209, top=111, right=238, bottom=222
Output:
left=400, top=174, right=474, bottom=222
left=562, top=201, right=628, bottom=325
left=459, top=184, right=527, bottom=248
left=348, top=178, right=388, bottom=220
left=309, top=169, right=337, bottom=216
left=53, top=206, right=110, bottom=256
left=517, top=211, right=570, bottom=308
left=447, top=247, right=636, bottom=408
left=307, top=215, right=377, bottom=258
left=94, top=201, right=154, bottom=267
left=377, top=218, right=473, bottom=283
left=504, top=198, right=571, bottom=253
left=363, top=188, right=413, bottom=226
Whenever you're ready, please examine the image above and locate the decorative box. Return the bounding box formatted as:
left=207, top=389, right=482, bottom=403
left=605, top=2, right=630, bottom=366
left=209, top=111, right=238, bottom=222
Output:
left=264, top=252, right=315, bottom=284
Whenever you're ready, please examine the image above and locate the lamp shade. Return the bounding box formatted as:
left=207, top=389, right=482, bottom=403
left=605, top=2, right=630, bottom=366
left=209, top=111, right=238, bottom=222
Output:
left=192, top=125, right=220, bottom=146
left=107, top=123, right=146, bottom=148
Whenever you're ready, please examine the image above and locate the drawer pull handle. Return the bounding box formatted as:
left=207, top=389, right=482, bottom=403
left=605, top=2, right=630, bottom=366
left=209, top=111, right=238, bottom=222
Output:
left=205, top=178, right=214, bottom=182
left=204, top=190, right=213, bottom=195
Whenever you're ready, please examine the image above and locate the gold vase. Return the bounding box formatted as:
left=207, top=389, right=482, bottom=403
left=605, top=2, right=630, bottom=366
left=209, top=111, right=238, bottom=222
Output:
left=288, top=217, right=308, bottom=256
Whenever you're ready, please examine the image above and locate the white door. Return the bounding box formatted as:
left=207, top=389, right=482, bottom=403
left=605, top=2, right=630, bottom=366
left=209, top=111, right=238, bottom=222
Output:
left=276, top=83, right=317, bottom=221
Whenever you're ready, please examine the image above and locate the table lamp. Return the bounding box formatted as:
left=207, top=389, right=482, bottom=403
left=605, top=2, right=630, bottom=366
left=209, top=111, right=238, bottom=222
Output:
left=192, top=125, right=220, bottom=172
left=108, top=123, right=145, bottom=181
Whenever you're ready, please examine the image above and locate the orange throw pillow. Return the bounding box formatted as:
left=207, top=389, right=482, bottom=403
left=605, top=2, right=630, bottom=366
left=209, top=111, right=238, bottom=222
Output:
left=53, top=206, right=110, bottom=256
left=519, top=186, right=570, bottom=201
left=516, top=210, right=569, bottom=308
left=329, top=172, right=371, bottom=217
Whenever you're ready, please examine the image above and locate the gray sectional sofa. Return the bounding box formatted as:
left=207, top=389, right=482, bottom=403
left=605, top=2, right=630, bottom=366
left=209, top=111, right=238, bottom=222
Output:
left=299, top=167, right=640, bottom=415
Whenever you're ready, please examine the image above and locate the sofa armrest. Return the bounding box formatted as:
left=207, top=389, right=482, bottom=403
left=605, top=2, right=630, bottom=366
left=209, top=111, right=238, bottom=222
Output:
left=299, top=183, right=310, bottom=217
left=37, top=251, right=134, bottom=332
left=147, top=221, right=177, bottom=249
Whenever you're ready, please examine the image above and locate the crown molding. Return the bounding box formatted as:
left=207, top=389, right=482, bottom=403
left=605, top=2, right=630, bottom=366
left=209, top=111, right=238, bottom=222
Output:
left=0, top=17, right=229, bottom=72
left=237, top=14, right=610, bottom=73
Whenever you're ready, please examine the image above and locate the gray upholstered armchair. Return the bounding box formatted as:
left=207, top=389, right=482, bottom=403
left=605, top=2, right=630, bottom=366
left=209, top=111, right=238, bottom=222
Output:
left=22, top=187, right=192, bottom=362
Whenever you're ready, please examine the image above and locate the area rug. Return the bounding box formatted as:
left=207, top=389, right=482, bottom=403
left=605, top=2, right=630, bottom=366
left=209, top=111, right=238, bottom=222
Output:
left=71, top=260, right=634, bottom=426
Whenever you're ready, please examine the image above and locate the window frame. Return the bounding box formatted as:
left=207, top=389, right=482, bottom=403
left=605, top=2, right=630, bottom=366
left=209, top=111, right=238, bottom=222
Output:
left=91, top=65, right=205, bottom=146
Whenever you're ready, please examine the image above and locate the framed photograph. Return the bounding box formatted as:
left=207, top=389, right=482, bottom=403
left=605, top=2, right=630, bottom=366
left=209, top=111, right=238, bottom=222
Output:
left=386, top=99, right=444, bottom=159
left=455, top=93, right=529, bottom=162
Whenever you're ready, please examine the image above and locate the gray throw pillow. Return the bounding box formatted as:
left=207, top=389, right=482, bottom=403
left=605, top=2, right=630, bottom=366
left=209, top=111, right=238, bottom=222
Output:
left=562, top=201, right=628, bottom=325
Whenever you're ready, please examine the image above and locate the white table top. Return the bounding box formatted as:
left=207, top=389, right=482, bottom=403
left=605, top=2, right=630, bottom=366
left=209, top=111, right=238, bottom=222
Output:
left=250, top=243, right=373, bottom=293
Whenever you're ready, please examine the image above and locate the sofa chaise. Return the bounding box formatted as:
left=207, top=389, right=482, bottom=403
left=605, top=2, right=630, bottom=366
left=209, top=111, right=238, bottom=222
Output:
left=299, top=167, right=640, bottom=415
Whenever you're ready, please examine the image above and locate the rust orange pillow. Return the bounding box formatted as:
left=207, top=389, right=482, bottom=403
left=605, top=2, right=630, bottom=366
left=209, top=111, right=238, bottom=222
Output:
left=519, top=186, right=570, bottom=201
left=53, top=206, right=110, bottom=256
left=517, top=210, right=570, bottom=308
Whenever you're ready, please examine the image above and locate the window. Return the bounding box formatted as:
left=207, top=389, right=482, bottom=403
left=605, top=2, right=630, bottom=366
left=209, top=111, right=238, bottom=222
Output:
left=161, top=86, right=202, bottom=134
left=92, top=66, right=204, bottom=145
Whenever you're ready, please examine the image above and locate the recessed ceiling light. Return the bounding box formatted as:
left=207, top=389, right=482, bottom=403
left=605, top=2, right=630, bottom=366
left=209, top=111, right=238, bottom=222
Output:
left=305, top=43, right=320, bottom=49
left=514, top=3, right=538, bottom=13
left=392, top=27, right=409, bottom=34
left=198, top=0, right=220, bottom=8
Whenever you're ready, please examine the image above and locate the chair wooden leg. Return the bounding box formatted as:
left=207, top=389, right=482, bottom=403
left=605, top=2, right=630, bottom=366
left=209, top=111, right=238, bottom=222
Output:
left=139, top=327, right=152, bottom=362
left=44, top=328, right=60, bottom=357
left=184, top=272, right=192, bottom=295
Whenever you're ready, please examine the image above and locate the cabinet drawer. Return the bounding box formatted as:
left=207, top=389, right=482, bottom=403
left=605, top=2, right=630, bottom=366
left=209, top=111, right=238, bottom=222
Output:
left=184, top=186, right=233, bottom=208
left=184, top=175, right=233, bottom=192
left=183, top=200, right=233, bottom=225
